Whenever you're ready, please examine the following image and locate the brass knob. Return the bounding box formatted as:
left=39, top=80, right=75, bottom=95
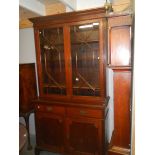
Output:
left=46, top=106, right=53, bottom=111
left=80, top=110, right=87, bottom=115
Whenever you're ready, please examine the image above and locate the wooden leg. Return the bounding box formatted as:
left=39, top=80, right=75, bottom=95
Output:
left=24, top=113, right=32, bottom=150
left=35, top=147, right=40, bottom=155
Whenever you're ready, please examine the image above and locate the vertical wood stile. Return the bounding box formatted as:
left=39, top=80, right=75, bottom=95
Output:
left=63, top=25, right=72, bottom=97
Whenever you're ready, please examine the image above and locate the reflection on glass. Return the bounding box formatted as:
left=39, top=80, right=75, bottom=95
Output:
left=70, top=22, right=100, bottom=96
left=39, top=27, right=66, bottom=95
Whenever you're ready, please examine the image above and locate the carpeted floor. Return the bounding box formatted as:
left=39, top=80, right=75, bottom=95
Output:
left=20, top=135, right=61, bottom=155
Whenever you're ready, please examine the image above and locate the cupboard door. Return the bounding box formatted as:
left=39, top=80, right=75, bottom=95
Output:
left=67, top=117, right=103, bottom=155
left=38, top=27, right=66, bottom=95
left=35, top=112, right=64, bottom=152
left=70, top=21, right=102, bottom=97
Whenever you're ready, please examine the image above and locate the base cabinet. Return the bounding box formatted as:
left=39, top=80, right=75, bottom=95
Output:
left=34, top=102, right=105, bottom=155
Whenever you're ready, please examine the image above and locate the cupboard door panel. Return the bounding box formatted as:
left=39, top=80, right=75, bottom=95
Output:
left=67, top=118, right=103, bottom=155
left=35, top=112, right=64, bottom=151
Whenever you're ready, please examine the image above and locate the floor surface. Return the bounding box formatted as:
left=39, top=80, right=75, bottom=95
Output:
left=20, top=135, right=61, bottom=155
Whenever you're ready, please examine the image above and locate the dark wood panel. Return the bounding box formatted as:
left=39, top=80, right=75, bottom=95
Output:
left=19, top=63, right=37, bottom=113
left=113, top=71, right=131, bottom=148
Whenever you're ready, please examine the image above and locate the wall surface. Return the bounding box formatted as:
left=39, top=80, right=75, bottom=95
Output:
left=19, top=28, right=36, bottom=64
left=19, top=114, right=36, bottom=135
left=76, top=0, right=105, bottom=10
left=106, top=68, right=114, bottom=143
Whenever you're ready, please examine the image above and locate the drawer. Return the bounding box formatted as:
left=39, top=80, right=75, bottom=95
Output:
left=67, top=107, right=103, bottom=119
left=36, top=104, right=65, bottom=115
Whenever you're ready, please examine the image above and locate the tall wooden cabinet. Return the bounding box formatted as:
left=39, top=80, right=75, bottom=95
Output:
left=107, top=14, right=132, bottom=155
left=30, top=8, right=132, bottom=155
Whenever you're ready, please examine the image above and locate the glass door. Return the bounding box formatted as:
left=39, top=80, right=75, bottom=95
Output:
left=70, top=22, right=101, bottom=96
left=39, top=27, right=66, bottom=95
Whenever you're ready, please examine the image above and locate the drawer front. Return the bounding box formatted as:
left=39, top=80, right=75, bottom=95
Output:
left=67, top=107, right=103, bottom=119
left=36, top=104, right=65, bottom=115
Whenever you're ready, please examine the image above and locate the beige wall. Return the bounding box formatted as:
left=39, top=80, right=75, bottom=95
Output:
left=19, top=28, right=36, bottom=63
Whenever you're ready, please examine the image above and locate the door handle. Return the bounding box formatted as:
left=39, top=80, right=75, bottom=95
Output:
left=46, top=106, right=53, bottom=112
left=80, top=110, right=87, bottom=115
